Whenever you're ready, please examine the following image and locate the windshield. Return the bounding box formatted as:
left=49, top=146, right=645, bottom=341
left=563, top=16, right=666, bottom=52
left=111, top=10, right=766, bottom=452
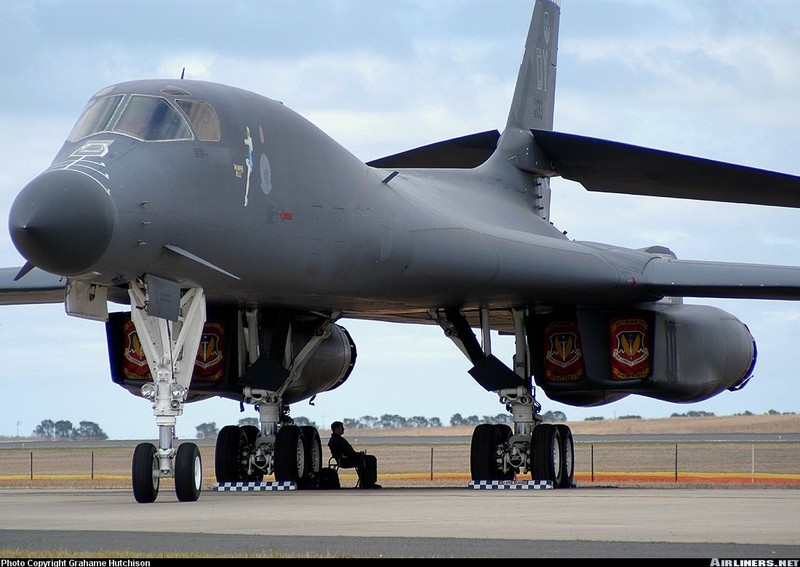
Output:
left=67, top=95, right=124, bottom=141
left=114, top=95, right=192, bottom=141
left=67, top=94, right=194, bottom=142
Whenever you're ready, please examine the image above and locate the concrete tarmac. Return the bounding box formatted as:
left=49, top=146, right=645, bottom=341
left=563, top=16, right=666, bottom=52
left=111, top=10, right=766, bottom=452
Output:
left=1, top=486, right=799, bottom=558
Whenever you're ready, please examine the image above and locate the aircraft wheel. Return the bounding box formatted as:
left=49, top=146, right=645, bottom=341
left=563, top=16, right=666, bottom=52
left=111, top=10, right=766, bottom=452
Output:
left=470, top=423, right=501, bottom=480
left=531, top=423, right=563, bottom=486
left=215, top=425, right=249, bottom=483
left=132, top=442, right=160, bottom=504
left=175, top=442, right=202, bottom=502
left=556, top=424, right=574, bottom=488
left=495, top=423, right=515, bottom=480
left=298, top=426, right=322, bottom=489
left=274, top=425, right=305, bottom=483
left=240, top=425, right=264, bottom=482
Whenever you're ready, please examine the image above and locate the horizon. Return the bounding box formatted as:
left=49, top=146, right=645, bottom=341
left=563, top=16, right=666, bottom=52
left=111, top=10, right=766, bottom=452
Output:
left=5, top=408, right=796, bottom=441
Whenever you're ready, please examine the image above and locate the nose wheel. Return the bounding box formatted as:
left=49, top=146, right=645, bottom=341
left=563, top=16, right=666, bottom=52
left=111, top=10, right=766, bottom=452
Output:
left=132, top=442, right=160, bottom=504
left=132, top=441, right=203, bottom=503
left=175, top=442, right=203, bottom=502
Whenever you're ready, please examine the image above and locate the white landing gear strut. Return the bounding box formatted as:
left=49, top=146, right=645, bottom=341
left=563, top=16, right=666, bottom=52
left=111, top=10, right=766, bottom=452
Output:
left=128, top=280, right=207, bottom=503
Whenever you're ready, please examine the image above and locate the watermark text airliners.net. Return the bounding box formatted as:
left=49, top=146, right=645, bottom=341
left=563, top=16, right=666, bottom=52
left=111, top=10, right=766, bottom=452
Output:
left=711, top=561, right=799, bottom=566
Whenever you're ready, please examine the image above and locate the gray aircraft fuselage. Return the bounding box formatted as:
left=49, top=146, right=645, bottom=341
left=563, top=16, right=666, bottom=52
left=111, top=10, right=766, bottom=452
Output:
left=10, top=79, right=656, bottom=324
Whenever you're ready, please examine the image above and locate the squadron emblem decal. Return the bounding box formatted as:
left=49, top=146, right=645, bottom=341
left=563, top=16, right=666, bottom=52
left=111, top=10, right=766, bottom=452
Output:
left=543, top=320, right=584, bottom=382
left=193, top=321, right=226, bottom=383
left=122, top=319, right=150, bottom=380
left=609, top=317, right=650, bottom=380
left=121, top=318, right=226, bottom=384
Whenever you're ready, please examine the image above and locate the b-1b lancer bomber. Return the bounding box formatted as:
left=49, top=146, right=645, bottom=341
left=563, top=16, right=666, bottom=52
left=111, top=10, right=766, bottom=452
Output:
left=4, top=0, right=800, bottom=502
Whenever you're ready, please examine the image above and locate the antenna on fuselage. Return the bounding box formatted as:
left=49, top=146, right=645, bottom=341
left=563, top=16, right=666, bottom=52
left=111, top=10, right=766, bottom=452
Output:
left=180, top=67, right=185, bottom=79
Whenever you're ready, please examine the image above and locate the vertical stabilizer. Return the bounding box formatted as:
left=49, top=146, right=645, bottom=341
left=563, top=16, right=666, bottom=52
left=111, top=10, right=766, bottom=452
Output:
left=483, top=0, right=561, bottom=223
left=506, top=0, right=560, bottom=132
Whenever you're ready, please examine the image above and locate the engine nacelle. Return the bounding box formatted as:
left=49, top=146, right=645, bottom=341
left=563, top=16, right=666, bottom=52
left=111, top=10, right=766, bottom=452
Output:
left=529, top=302, right=757, bottom=407
left=106, top=307, right=356, bottom=405
left=265, top=319, right=357, bottom=404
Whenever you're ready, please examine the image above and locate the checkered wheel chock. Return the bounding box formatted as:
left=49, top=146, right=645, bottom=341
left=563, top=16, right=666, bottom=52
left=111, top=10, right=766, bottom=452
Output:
left=468, top=480, right=553, bottom=490
left=213, top=481, right=296, bottom=492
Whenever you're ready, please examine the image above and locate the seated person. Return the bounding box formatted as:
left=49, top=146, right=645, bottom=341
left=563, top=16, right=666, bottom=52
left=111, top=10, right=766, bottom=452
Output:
left=327, top=421, right=381, bottom=489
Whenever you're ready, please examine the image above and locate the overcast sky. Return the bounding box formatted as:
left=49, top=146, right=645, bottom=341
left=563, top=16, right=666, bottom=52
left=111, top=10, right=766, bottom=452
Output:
left=1, top=0, right=799, bottom=440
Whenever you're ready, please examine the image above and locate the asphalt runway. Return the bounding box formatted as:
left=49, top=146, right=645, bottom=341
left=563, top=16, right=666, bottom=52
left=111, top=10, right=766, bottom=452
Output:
left=1, top=486, right=799, bottom=558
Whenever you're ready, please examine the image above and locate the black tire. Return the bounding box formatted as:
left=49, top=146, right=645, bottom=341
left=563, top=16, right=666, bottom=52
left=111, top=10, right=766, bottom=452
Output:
left=274, top=425, right=305, bottom=483
left=531, top=423, right=564, bottom=486
left=132, top=442, right=159, bottom=504
left=298, top=426, right=322, bottom=490
left=215, top=425, right=249, bottom=483
left=556, top=424, right=574, bottom=488
left=175, top=442, right=202, bottom=502
left=241, top=424, right=260, bottom=445
left=470, top=423, right=500, bottom=481
left=495, top=424, right=512, bottom=438
left=241, top=425, right=264, bottom=482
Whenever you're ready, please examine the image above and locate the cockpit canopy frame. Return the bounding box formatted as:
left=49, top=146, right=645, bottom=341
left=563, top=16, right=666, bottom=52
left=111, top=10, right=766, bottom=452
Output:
left=67, top=91, right=221, bottom=143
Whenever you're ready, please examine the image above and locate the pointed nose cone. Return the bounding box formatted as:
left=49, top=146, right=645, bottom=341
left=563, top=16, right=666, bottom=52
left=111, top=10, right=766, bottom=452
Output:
left=9, top=170, right=116, bottom=275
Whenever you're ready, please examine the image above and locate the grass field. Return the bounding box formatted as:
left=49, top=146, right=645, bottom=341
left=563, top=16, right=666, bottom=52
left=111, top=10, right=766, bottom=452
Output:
left=2, top=414, right=799, bottom=489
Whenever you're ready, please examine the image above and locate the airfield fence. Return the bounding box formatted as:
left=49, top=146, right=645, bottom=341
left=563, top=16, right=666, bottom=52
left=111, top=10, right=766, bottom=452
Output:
left=1, top=439, right=798, bottom=487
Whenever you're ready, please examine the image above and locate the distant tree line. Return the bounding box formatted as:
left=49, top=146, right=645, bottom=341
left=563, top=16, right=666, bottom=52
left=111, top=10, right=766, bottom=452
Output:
left=28, top=408, right=796, bottom=441
left=195, top=417, right=318, bottom=439
left=194, top=411, right=569, bottom=438
left=32, top=419, right=108, bottom=440
left=670, top=411, right=715, bottom=418
left=584, top=409, right=795, bottom=421
left=337, top=410, right=567, bottom=430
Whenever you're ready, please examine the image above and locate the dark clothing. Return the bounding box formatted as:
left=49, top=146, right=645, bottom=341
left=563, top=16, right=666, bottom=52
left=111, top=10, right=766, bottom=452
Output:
left=328, top=432, right=360, bottom=466
left=328, top=432, right=379, bottom=488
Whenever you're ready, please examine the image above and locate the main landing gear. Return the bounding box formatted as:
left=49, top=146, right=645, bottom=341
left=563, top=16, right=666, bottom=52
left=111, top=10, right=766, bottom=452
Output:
left=213, top=312, right=339, bottom=490
left=432, top=306, right=575, bottom=488
left=468, top=388, right=574, bottom=487
left=213, top=406, right=324, bottom=491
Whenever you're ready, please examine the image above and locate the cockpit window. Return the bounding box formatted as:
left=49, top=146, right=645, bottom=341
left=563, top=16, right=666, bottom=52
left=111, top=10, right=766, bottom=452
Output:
left=176, top=99, right=221, bottom=141
left=67, top=95, right=124, bottom=142
left=67, top=93, right=211, bottom=143
left=113, top=95, right=193, bottom=141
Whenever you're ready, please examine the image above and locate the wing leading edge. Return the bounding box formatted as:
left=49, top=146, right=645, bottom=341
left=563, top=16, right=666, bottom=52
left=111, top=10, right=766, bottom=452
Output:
left=366, top=130, right=500, bottom=169
left=531, top=128, right=800, bottom=208
left=640, top=256, right=800, bottom=300
left=0, top=267, right=66, bottom=305
left=366, top=127, right=800, bottom=209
